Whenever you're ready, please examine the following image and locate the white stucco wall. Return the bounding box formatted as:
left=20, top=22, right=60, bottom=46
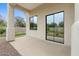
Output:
left=26, top=3, right=74, bottom=46
left=71, top=3, right=79, bottom=56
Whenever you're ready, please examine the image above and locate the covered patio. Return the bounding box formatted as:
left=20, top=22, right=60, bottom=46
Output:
left=1, top=3, right=78, bottom=56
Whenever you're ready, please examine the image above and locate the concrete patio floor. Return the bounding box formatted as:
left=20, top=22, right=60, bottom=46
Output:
left=10, top=36, right=71, bottom=56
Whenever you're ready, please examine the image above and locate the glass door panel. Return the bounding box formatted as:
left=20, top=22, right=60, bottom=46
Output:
left=46, top=11, right=64, bottom=44
left=47, top=15, right=54, bottom=40
left=54, top=12, right=64, bottom=43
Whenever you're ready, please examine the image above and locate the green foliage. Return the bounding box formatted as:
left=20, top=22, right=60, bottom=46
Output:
left=15, top=32, right=26, bottom=37
left=0, top=27, right=6, bottom=35
left=15, top=16, right=26, bottom=27
left=47, top=27, right=64, bottom=38
left=47, top=21, right=64, bottom=38
left=59, top=21, right=64, bottom=27
left=30, top=22, right=37, bottom=30
left=0, top=14, right=6, bottom=26
left=47, top=22, right=57, bottom=27
left=0, top=19, right=6, bottom=27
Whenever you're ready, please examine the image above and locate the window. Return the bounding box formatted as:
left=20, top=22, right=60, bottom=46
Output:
left=30, top=16, right=38, bottom=30
left=46, top=11, right=64, bottom=44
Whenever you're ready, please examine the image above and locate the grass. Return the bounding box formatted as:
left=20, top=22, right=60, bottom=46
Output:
left=47, top=27, right=64, bottom=38
left=0, top=26, right=26, bottom=37
left=15, top=32, right=26, bottom=37
left=0, top=32, right=26, bottom=37
left=0, top=26, right=64, bottom=38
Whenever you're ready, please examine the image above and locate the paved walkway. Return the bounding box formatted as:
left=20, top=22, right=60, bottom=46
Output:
left=0, top=37, right=21, bottom=56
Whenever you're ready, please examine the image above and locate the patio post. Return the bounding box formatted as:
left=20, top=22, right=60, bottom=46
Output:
left=24, top=11, right=30, bottom=38
left=6, top=4, right=15, bottom=41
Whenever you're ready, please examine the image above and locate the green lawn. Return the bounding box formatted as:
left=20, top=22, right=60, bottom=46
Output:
left=15, top=32, right=26, bottom=37
left=0, top=27, right=26, bottom=37
left=47, top=27, right=64, bottom=38
left=0, top=26, right=64, bottom=38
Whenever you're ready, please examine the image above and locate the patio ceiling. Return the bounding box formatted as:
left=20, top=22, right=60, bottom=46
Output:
left=15, top=3, right=43, bottom=11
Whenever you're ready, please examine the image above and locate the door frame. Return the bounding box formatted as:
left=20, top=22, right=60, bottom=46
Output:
left=45, top=11, right=64, bottom=44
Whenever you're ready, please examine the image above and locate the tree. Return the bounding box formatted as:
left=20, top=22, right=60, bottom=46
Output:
left=0, top=14, right=6, bottom=34
left=59, top=21, right=64, bottom=27
left=47, top=22, right=57, bottom=27
left=15, top=16, right=26, bottom=27
left=0, top=14, right=6, bottom=27
left=30, top=22, right=37, bottom=30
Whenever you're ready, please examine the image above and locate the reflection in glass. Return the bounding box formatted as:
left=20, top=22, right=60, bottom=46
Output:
left=30, top=16, right=38, bottom=30
left=47, top=15, right=54, bottom=40
left=46, top=11, right=64, bottom=43
left=54, top=12, right=64, bottom=43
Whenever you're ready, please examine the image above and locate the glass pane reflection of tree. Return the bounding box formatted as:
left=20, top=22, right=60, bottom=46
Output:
left=47, top=12, right=64, bottom=43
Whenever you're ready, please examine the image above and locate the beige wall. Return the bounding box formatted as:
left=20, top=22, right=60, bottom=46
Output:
left=71, top=3, right=79, bottom=55
left=26, top=3, right=74, bottom=46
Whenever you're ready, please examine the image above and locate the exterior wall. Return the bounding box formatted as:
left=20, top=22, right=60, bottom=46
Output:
left=26, top=3, right=74, bottom=46
left=71, top=3, right=79, bottom=56
left=75, top=4, right=79, bottom=21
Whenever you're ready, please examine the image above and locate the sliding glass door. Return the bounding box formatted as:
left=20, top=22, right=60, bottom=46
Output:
left=46, top=11, right=64, bottom=44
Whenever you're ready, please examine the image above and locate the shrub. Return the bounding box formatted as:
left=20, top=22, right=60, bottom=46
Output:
left=0, top=28, right=6, bottom=34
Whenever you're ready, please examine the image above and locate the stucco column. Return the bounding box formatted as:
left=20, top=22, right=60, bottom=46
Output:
left=6, top=4, right=15, bottom=41
left=23, top=10, right=30, bottom=38
left=71, top=3, right=79, bottom=56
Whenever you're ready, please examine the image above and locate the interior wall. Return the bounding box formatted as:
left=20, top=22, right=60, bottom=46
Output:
left=26, top=3, right=74, bottom=46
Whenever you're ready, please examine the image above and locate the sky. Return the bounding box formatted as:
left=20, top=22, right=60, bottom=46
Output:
left=14, top=8, right=26, bottom=21
left=0, top=3, right=7, bottom=20
left=47, top=12, right=64, bottom=25
left=30, top=16, right=37, bottom=24
left=0, top=3, right=26, bottom=21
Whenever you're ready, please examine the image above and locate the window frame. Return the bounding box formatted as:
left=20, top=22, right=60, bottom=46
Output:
left=45, top=11, right=64, bottom=44
left=29, top=15, right=38, bottom=30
